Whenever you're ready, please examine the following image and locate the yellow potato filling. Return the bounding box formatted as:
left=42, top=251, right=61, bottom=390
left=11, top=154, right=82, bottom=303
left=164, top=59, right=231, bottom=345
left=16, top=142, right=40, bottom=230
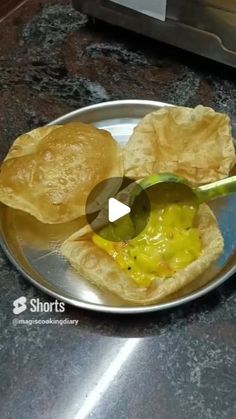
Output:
left=92, top=187, right=202, bottom=287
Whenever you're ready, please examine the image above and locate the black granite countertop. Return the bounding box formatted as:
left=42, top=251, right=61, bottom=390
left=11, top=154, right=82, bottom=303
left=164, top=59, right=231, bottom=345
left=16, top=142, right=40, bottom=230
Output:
left=0, top=1, right=236, bottom=418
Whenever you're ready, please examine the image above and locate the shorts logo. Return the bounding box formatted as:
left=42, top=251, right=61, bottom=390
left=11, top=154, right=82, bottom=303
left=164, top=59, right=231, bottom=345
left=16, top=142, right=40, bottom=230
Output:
left=13, top=296, right=27, bottom=315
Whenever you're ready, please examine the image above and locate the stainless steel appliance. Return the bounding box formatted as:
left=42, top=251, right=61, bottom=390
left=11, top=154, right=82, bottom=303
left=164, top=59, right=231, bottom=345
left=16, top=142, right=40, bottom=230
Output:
left=73, top=0, right=236, bottom=68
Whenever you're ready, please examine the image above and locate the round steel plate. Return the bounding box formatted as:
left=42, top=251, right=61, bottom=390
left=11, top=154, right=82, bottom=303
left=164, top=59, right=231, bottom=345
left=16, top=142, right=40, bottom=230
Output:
left=0, top=100, right=236, bottom=313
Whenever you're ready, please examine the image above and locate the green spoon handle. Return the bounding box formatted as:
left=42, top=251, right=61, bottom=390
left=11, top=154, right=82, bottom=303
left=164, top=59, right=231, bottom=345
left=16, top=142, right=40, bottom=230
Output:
left=195, top=175, right=236, bottom=203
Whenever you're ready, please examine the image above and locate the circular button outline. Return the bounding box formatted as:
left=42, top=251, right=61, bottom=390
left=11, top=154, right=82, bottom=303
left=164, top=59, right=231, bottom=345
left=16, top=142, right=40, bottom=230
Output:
left=85, top=176, right=151, bottom=242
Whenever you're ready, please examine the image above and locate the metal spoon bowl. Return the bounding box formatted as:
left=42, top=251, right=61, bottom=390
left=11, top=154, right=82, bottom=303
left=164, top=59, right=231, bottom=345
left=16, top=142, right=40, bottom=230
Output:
left=139, top=173, right=236, bottom=203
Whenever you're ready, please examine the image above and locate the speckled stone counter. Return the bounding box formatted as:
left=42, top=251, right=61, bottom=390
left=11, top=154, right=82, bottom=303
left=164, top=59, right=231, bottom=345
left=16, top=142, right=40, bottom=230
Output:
left=0, top=1, right=236, bottom=418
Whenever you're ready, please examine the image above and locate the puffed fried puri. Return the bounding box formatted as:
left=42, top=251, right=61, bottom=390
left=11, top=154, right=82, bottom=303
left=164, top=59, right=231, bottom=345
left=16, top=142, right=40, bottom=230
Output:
left=124, top=105, right=236, bottom=185
left=0, top=122, right=123, bottom=223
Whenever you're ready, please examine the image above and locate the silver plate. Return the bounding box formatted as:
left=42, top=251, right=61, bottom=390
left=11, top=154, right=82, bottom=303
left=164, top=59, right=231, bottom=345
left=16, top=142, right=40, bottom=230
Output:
left=1, top=100, right=236, bottom=313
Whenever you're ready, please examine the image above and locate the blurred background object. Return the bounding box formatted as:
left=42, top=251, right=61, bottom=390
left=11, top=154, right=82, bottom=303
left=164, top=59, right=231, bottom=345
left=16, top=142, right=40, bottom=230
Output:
left=73, top=0, right=236, bottom=67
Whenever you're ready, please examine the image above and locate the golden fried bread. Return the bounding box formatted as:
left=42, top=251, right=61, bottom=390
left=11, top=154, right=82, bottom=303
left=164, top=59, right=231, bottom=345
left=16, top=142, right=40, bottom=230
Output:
left=124, top=105, right=236, bottom=185
left=61, top=204, right=223, bottom=305
left=0, top=122, right=123, bottom=223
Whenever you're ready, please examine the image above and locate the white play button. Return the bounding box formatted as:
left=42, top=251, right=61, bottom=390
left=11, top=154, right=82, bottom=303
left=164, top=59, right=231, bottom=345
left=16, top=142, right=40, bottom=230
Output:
left=86, top=176, right=150, bottom=241
left=108, top=197, right=131, bottom=223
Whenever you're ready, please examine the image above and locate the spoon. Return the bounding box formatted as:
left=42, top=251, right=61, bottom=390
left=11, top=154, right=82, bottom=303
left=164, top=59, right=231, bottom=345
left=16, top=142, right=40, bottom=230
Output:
left=138, top=173, right=236, bottom=203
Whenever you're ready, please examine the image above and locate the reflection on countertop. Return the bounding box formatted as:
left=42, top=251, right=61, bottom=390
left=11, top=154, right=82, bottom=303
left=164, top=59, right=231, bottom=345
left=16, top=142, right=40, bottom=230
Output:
left=0, top=1, right=236, bottom=419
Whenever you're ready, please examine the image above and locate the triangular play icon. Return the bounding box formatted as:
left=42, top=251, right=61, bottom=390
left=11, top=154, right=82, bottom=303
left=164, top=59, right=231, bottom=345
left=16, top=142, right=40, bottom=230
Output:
left=108, top=197, right=131, bottom=223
